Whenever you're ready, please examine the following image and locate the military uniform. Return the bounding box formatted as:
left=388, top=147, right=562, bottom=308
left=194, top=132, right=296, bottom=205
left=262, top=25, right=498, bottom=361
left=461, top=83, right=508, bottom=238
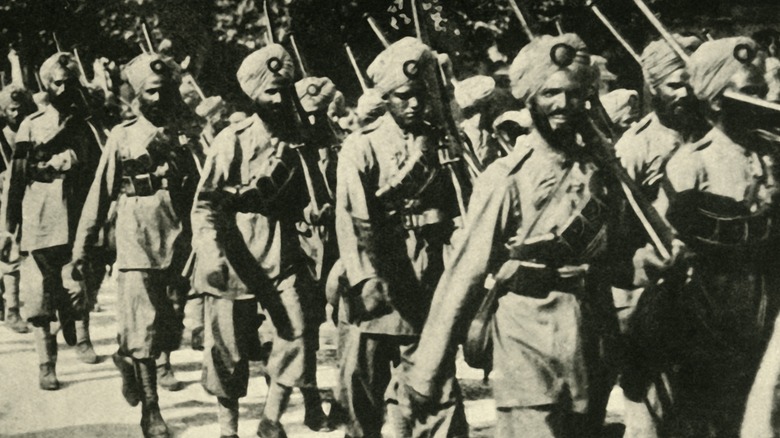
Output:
left=190, top=41, right=327, bottom=438
left=652, top=126, right=780, bottom=436
left=1, top=65, right=104, bottom=387
left=192, top=111, right=318, bottom=394
left=335, top=111, right=468, bottom=437
left=407, top=34, right=625, bottom=438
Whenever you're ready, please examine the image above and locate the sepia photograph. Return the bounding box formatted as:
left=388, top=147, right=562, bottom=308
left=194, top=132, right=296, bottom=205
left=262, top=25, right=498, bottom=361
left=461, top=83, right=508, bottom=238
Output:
left=1, top=0, right=779, bottom=437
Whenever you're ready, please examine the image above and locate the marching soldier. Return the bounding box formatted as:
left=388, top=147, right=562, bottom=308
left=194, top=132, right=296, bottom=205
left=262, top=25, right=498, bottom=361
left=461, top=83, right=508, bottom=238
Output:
left=633, top=36, right=779, bottom=437
left=191, top=43, right=328, bottom=438
left=613, top=35, right=706, bottom=438
left=404, top=34, right=663, bottom=437
left=0, top=52, right=103, bottom=390
left=335, top=36, right=469, bottom=438
left=454, top=75, right=503, bottom=170
left=0, top=84, right=35, bottom=334
left=68, top=52, right=199, bottom=438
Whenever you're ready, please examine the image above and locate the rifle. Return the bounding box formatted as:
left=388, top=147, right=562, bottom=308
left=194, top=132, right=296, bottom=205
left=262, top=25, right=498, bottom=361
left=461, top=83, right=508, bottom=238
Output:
left=365, top=14, right=391, bottom=49
left=264, top=2, right=332, bottom=225
left=586, top=0, right=643, bottom=66
left=507, top=0, right=536, bottom=41
left=344, top=43, right=368, bottom=92
left=409, top=0, right=471, bottom=222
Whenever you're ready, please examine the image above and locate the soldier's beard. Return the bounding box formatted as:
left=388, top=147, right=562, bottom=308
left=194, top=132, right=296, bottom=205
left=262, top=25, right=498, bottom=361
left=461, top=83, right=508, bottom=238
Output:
left=528, top=101, right=580, bottom=152
left=654, top=94, right=700, bottom=133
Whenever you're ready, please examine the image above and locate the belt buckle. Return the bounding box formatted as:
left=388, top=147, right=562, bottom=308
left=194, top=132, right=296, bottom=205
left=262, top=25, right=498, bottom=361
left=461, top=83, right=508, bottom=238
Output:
left=133, top=174, right=154, bottom=197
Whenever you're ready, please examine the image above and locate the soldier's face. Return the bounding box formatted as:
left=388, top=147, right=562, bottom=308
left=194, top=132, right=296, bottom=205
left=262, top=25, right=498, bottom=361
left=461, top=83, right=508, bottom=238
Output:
left=387, top=81, right=427, bottom=130
left=46, top=68, right=80, bottom=111
left=532, top=70, right=587, bottom=133
left=724, top=65, right=768, bottom=100
left=3, top=102, right=24, bottom=131
left=138, top=75, right=179, bottom=125
left=654, top=69, right=696, bottom=118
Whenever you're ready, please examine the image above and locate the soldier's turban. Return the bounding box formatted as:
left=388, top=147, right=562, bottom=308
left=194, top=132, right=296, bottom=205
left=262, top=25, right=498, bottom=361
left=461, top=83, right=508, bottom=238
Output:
left=40, top=52, right=81, bottom=87
left=367, top=37, right=434, bottom=96
left=509, top=34, right=597, bottom=102
left=237, top=44, right=295, bottom=100
left=295, top=76, right=337, bottom=113
left=124, top=53, right=181, bottom=94
left=600, top=89, right=639, bottom=125
left=0, top=85, right=32, bottom=111
left=454, top=75, right=496, bottom=110
left=195, top=96, right=225, bottom=119
left=641, top=35, right=701, bottom=90
left=689, top=37, right=765, bottom=103
left=356, top=89, right=386, bottom=123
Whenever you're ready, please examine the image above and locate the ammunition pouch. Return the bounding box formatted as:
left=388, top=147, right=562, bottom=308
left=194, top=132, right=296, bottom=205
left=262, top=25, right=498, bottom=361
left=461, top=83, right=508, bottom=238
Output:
left=506, top=195, right=609, bottom=267
left=28, top=165, right=66, bottom=183
left=119, top=153, right=170, bottom=197
left=667, top=190, right=780, bottom=261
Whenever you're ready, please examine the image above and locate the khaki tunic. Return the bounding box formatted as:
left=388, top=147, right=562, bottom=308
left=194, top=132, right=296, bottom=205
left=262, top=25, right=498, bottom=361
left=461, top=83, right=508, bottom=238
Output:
left=335, top=113, right=462, bottom=336
left=2, top=106, right=102, bottom=251
left=408, top=132, right=613, bottom=411
left=660, top=127, right=780, bottom=436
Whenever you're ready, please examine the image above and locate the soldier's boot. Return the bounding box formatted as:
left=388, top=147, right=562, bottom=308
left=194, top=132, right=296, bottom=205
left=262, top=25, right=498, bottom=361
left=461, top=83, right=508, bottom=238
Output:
left=5, top=308, right=29, bottom=333
left=135, top=359, right=170, bottom=438
left=113, top=351, right=142, bottom=406
left=217, top=397, right=240, bottom=438
left=302, top=387, right=331, bottom=432
left=257, top=382, right=289, bottom=438
left=156, top=351, right=183, bottom=392
left=35, top=325, right=60, bottom=390
left=75, top=316, right=98, bottom=364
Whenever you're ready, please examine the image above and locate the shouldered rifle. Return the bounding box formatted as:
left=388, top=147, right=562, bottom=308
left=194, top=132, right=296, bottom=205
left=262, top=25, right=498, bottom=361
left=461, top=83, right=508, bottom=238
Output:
left=410, top=0, right=473, bottom=222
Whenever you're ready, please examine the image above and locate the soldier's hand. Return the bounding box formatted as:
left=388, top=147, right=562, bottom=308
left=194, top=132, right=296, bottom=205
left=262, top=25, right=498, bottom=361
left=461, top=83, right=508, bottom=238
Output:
left=405, top=383, right=435, bottom=420
left=632, top=239, right=686, bottom=287
left=359, top=277, right=391, bottom=317
left=62, top=259, right=87, bottom=312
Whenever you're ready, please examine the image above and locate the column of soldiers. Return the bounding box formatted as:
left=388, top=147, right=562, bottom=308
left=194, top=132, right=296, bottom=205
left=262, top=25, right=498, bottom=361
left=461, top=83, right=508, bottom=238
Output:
left=2, top=11, right=780, bottom=438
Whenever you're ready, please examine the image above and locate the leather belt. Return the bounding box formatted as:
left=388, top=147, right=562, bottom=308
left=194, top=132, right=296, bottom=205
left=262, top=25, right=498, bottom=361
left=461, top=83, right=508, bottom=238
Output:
left=121, top=173, right=169, bottom=197
left=399, top=208, right=447, bottom=230
left=507, top=261, right=590, bottom=298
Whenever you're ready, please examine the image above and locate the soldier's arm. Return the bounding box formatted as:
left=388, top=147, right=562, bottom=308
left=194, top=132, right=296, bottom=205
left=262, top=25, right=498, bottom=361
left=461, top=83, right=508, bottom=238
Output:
left=408, top=163, right=517, bottom=397
left=0, top=119, right=31, bottom=234
left=71, top=128, right=121, bottom=262
left=190, top=130, right=235, bottom=294
left=335, top=136, right=379, bottom=288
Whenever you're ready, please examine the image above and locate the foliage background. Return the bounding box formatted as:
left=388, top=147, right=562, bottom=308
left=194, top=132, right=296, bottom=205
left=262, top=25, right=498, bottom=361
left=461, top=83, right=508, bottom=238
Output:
left=1, top=0, right=778, bottom=106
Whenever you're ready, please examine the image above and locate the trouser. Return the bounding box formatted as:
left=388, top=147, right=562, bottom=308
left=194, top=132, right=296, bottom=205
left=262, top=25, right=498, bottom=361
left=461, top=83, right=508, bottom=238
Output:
left=336, top=329, right=468, bottom=438
left=20, top=245, right=82, bottom=326
left=495, top=406, right=589, bottom=438
left=201, top=295, right=263, bottom=399
left=116, top=269, right=184, bottom=359
left=3, top=272, right=20, bottom=309
left=84, top=248, right=109, bottom=312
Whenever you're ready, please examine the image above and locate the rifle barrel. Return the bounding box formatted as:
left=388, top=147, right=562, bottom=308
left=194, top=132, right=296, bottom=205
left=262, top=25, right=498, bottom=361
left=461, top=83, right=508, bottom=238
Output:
left=631, top=0, right=690, bottom=64
left=507, top=0, right=536, bottom=41
left=289, top=34, right=308, bottom=77
left=365, top=15, right=391, bottom=48
left=345, top=44, right=368, bottom=92
left=587, top=2, right=643, bottom=66
left=142, top=23, right=155, bottom=54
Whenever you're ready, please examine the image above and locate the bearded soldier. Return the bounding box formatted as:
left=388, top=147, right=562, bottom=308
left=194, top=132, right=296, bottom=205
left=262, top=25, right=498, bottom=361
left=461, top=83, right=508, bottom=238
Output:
left=0, top=85, right=35, bottom=334
left=191, top=44, right=328, bottom=438
left=68, top=53, right=199, bottom=438
left=613, top=35, right=706, bottom=438
left=0, top=53, right=103, bottom=390
left=632, top=37, right=779, bottom=437
left=335, top=36, right=469, bottom=438
left=404, top=34, right=667, bottom=437
left=454, top=75, right=503, bottom=171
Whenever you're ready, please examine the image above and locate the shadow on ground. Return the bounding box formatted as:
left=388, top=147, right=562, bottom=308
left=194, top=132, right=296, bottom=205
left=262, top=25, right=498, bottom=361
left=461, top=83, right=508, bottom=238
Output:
left=2, top=423, right=139, bottom=438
